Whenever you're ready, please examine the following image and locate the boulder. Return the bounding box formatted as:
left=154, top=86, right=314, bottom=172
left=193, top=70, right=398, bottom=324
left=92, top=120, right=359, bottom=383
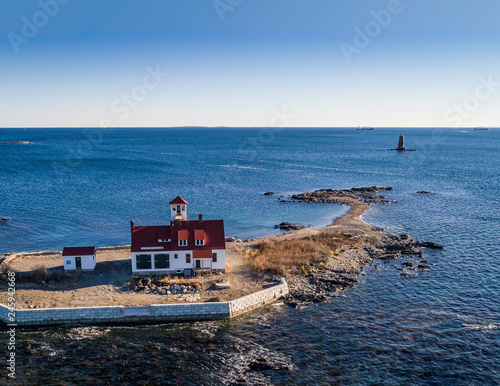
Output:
left=263, top=192, right=274, bottom=195
left=215, top=280, right=230, bottom=289
left=0, top=218, right=12, bottom=222
left=225, top=236, right=236, bottom=242
left=417, top=191, right=434, bottom=194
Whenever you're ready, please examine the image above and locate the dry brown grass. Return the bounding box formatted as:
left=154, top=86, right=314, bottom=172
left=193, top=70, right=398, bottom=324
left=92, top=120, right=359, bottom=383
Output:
left=245, top=232, right=362, bottom=276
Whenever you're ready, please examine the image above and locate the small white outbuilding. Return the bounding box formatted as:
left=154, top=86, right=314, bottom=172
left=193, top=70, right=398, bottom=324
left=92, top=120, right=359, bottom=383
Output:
left=62, top=246, right=97, bottom=272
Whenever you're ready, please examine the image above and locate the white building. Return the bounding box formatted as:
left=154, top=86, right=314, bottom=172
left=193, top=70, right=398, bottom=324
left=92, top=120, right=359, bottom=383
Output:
left=62, top=246, right=97, bottom=272
left=130, top=196, right=226, bottom=276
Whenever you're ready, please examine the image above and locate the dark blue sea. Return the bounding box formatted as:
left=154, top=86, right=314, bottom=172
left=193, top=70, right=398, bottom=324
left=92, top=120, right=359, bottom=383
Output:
left=1, top=127, right=499, bottom=384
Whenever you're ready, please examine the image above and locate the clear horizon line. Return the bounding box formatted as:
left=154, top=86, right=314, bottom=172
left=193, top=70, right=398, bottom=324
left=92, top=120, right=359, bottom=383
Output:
left=0, top=126, right=497, bottom=129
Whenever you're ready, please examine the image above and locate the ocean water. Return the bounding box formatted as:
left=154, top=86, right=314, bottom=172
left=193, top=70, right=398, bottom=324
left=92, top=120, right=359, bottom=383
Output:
left=1, top=127, right=499, bottom=384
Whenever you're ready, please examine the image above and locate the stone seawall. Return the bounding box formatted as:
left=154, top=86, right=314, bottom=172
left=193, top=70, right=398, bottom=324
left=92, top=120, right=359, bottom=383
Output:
left=0, top=280, right=288, bottom=327
left=229, top=279, right=288, bottom=317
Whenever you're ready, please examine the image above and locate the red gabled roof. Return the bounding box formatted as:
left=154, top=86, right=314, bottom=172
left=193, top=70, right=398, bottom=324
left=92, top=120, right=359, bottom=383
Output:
left=62, top=246, right=96, bottom=256
left=157, top=227, right=171, bottom=240
left=131, top=219, right=225, bottom=253
left=169, top=196, right=188, bottom=205
left=194, top=229, right=205, bottom=239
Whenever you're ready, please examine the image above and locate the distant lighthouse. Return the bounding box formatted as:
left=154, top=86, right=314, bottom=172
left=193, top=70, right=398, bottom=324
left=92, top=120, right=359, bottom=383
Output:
left=396, top=134, right=405, bottom=150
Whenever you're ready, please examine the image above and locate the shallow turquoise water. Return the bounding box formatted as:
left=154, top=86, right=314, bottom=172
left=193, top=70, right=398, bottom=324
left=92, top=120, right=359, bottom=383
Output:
left=0, top=127, right=499, bottom=384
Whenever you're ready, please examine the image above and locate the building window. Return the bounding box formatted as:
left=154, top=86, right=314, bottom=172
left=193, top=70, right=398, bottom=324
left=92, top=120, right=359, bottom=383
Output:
left=154, top=254, right=170, bottom=269
left=182, top=206, right=185, bottom=211
left=212, top=253, right=217, bottom=263
left=174, top=254, right=178, bottom=259
left=66, top=260, right=71, bottom=265
left=179, top=239, right=187, bottom=246
left=136, top=254, right=152, bottom=270
left=195, top=239, right=204, bottom=246
left=186, top=254, right=191, bottom=264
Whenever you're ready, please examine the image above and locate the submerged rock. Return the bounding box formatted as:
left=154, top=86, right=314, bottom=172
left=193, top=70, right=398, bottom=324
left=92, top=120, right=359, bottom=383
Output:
left=352, top=186, right=393, bottom=192
left=248, top=358, right=275, bottom=371
left=263, top=192, right=274, bottom=195
left=274, top=222, right=305, bottom=231
left=417, top=191, right=434, bottom=194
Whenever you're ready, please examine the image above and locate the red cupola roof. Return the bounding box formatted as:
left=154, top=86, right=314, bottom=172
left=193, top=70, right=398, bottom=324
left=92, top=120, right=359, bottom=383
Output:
left=169, top=196, right=188, bottom=205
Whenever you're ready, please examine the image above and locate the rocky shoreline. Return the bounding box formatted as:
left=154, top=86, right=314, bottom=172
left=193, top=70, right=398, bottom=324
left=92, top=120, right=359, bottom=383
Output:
left=277, top=187, right=443, bottom=308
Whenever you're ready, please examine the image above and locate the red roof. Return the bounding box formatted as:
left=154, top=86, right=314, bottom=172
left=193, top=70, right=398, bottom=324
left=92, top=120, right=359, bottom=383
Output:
left=194, top=229, right=205, bottom=239
left=62, top=246, right=96, bottom=256
left=157, top=227, right=170, bottom=240
left=131, top=219, right=225, bottom=253
left=169, top=196, right=188, bottom=205
left=193, top=249, right=212, bottom=259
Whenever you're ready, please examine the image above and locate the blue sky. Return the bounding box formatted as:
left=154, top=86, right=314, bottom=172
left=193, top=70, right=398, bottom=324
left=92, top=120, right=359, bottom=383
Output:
left=1, top=0, right=499, bottom=127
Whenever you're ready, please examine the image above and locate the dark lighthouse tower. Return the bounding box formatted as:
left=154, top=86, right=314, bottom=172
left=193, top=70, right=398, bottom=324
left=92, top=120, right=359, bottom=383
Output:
left=396, top=134, right=406, bottom=150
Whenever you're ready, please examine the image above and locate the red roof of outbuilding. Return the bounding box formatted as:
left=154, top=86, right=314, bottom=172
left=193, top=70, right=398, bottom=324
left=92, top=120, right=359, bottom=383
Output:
left=131, top=219, right=225, bottom=253
left=62, top=246, right=96, bottom=256
left=169, top=196, right=188, bottom=205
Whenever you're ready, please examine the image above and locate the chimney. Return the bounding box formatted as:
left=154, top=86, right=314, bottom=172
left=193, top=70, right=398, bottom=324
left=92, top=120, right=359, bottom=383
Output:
left=130, top=219, right=134, bottom=231
left=198, top=213, right=203, bottom=222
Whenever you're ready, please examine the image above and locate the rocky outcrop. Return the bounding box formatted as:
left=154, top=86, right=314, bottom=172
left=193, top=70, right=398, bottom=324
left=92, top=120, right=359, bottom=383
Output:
left=285, top=186, right=394, bottom=205
left=415, top=241, right=443, bottom=249
left=417, top=191, right=434, bottom=194
left=263, top=192, right=274, bottom=195
left=0, top=218, right=12, bottom=222
left=274, top=222, right=305, bottom=231
left=283, top=267, right=362, bottom=308
left=225, top=236, right=236, bottom=242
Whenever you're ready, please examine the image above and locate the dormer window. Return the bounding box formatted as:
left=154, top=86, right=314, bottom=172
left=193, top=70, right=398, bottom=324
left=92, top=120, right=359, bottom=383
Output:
left=194, top=229, right=205, bottom=247
left=158, top=239, right=170, bottom=243
left=177, top=230, right=188, bottom=246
